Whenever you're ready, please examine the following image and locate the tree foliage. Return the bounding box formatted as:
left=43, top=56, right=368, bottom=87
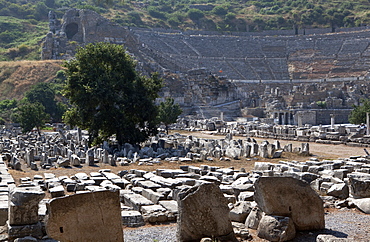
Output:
left=63, top=42, right=162, bottom=146
left=157, top=98, right=182, bottom=134
left=16, top=101, right=50, bottom=134
left=25, top=82, right=66, bottom=122
left=349, top=99, right=370, bottom=125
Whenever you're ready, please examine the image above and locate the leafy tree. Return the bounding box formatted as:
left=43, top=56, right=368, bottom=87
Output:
left=188, top=9, right=204, bottom=21
left=157, top=98, right=182, bottom=134
left=63, top=42, right=162, bottom=146
left=16, top=101, right=50, bottom=134
left=25, top=82, right=65, bottom=122
left=349, top=99, right=370, bottom=124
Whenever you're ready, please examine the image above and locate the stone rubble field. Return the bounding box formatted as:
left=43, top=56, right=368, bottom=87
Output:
left=0, top=128, right=369, bottom=241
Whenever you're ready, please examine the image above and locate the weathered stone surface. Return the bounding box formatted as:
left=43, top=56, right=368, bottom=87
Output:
left=121, top=210, right=145, bottom=227
left=254, top=177, right=324, bottom=231
left=245, top=206, right=263, bottom=229
left=8, top=222, right=43, bottom=241
left=229, top=201, right=252, bottom=223
left=46, top=190, right=123, bottom=242
left=177, top=183, right=237, bottom=242
left=9, top=187, right=45, bottom=226
left=351, top=198, right=370, bottom=214
left=348, top=175, right=370, bottom=198
left=316, top=234, right=356, bottom=242
left=327, top=183, right=349, bottom=199
left=257, top=215, right=296, bottom=241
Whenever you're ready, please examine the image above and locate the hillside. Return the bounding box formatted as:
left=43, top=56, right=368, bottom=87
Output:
left=0, top=60, right=63, bottom=100
left=1, top=0, right=370, bottom=61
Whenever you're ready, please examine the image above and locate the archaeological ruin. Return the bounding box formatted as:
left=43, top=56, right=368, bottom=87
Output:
left=42, top=9, right=370, bottom=125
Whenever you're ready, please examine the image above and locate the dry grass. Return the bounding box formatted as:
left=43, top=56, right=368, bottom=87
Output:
left=0, top=60, right=63, bottom=100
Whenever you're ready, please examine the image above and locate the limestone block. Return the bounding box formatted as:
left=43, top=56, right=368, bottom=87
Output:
left=327, top=183, right=349, bottom=199
left=142, top=189, right=165, bottom=204
left=46, top=190, right=123, bottom=242
left=8, top=222, right=43, bottom=241
left=245, top=206, right=263, bottom=229
left=121, top=210, right=145, bottom=227
left=158, top=200, right=178, bottom=214
left=348, top=175, right=370, bottom=198
left=257, top=215, right=296, bottom=242
left=177, top=183, right=237, bottom=242
left=316, top=234, right=356, bottom=242
left=351, top=198, right=370, bottom=214
left=123, top=193, right=154, bottom=210
left=9, top=187, right=45, bottom=226
left=238, top=191, right=254, bottom=202
left=229, top=201, right=252, bottom=223
left=0, top=199, right=8, bottom=225
left=49, top=186, right=65, bottom=198
left=140, top=204, right=166, bottom=214
left=254, top=177, right=325, bottom=231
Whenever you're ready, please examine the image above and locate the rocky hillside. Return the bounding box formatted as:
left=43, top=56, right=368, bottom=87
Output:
left=0, top=60, right=63, bottom=100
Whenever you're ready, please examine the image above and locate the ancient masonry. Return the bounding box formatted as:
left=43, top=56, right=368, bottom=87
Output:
left=0, top=128, right=370, bottom=240
left=42, top=9, right=370, bottom=124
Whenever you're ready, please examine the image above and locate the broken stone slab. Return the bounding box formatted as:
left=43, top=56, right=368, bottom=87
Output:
left=238, top=191, right=254, bottom=202
left=316, top=234, right=356, bottom=242
left=350, top=198, right=370, bottom=214
left=8, top=221, right=43, bottom=242
left=327, top=183, right=349, bottom=199
left=254, top=177, right=325, bottom=231
left=9, top=187, right=45, bottom=226
left=348, top=174, right=370, bottom=198
left=229, top=201, right=252, bottom=223
left=245, top=206, right=263, bottom=229
left=46, top=190, right=123, bottom=242
left=141, top=189, right=166, bottom=204
left=257, top=215, right=296, bottom=242
left=121, top=210, right=145, bottom=227
left=177, top=183, right=237, bottom=242
left=123, top=193, right=154, bottom=211
left=48, top=186, right=65, bottom=198
left=158, top=200, right=178, bottom=214
left=140, top=204, right=166, bottom=214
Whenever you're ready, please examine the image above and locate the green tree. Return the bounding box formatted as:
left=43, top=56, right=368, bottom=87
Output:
left=188, top=9, right=204, bottom=21
left=63, top=42, right=162, bottom=146
left=157, top=98, right=182, bottom=134
left=25, top=82, right=64, bottom=122
left=349, top=99, right=370, bottom=124
left=16, top=101, right=50, bottom=134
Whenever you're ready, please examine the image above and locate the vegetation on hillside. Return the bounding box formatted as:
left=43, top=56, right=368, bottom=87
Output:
left=1, top=0, right=370, bottom=61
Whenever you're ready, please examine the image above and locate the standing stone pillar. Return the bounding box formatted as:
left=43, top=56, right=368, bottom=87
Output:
left=297, top=113, right=303, bottom=127
left=330, top=114, right=335, bottom=129
left=367, top=112, right=370, bottom=135
left=86, top=148, right=95, bottom=166
left=220, top=112, right=224, bottom=121
left=282, top=113, right=286, bottom=125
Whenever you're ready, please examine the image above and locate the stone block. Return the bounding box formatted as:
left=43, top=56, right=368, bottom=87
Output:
left=177, top=183, right=237, bottom=242
left=257, top=215, right=296, bottom=242
left=158, top=200, right=178, bottom=214
left=254, top=177, right=324, bottom=231
left=121, top=210, right=145, bottom=227
left=8, top=222, right=43, bottom=242
left=49, top=186, right=65, bottom=198
left=9, top=187, right=45, bottom=226
left=46, top=190, right=123, bottom=242
left=123, top=193, right=154, bottom=210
